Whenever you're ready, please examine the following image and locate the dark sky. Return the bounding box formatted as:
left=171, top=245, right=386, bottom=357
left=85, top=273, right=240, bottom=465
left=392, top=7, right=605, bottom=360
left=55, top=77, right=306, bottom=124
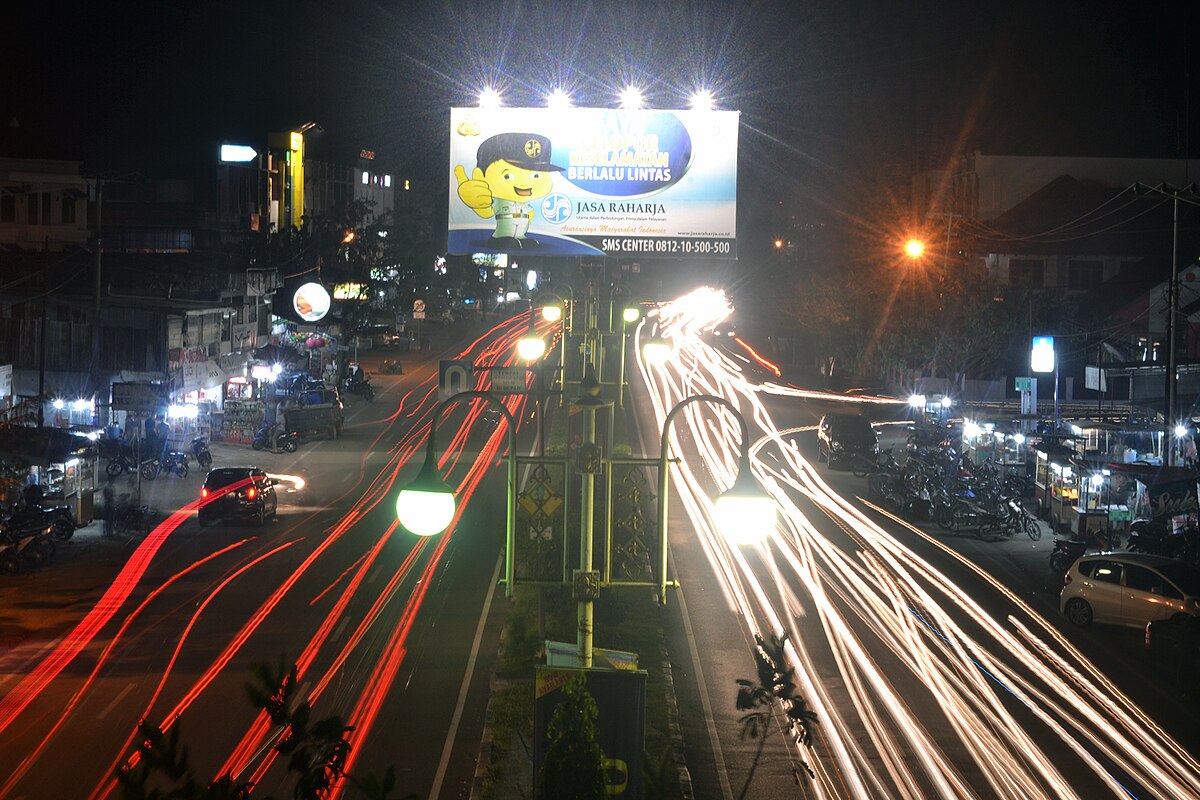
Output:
left=6, top=1, right=1197, bottom=209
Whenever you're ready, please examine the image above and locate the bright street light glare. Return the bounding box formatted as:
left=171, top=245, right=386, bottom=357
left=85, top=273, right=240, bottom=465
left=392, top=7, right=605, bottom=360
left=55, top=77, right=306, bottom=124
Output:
left=1175, top=424, right=1188, bottom=438
left=690, top=89, right=715, bottom=110
left=619, top=86, right=643, bottom=110
left=908, top=394, right=926, bottom=409
left=541, top=305, right=563, bottom=323
left=546, top=88, right=571, bottom=109
left=714, top=492, right=775, bottom=544
left=905, top=239, right=925, bottom=258
left=623, top=306, right=641, bottom=323
left=478, top=86, right=502, bottom=109
left=517, top=336, right=547, bottom=361
left=642, top=337, right=673, bottom=365
left=396, top=487, right=456, bottom=537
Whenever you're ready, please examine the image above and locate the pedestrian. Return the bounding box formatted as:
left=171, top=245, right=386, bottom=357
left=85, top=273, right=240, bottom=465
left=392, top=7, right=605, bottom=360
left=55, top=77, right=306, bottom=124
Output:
left=102, top=484, right=115, bottom=538
left=155, top=414, right=170, bottom=460
left=270, top=398, right=288, bottom=452
left=1184, top=435, right=1198, bottom=470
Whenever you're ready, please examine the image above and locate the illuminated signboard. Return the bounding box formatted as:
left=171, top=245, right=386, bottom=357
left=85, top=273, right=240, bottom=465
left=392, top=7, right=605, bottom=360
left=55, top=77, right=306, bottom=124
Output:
left=292, top=282, right=331, bottom=322
left=448, top=107, right=738, bottom=259
left=332, top=282, right=368, bottom=300
left=1031, top=336, right=1055, bottom=373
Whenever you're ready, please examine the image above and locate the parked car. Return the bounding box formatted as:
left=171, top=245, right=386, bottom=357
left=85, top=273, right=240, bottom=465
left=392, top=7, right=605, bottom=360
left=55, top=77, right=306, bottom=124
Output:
left=816, top=413, right=879, bottom=468
left=1060, top=552, right=1200, bottom=628
left=198, top=467, right=278, bottom=527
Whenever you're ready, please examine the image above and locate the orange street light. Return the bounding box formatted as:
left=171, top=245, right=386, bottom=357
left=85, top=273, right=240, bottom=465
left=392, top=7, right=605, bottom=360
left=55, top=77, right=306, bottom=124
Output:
left=905, top=239, right=925, bottom=258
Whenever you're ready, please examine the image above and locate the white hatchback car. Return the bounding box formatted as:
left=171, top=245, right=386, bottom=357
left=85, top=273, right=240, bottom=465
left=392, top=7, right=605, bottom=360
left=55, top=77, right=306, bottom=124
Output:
left=1059, top=553, right=1200, bottom=628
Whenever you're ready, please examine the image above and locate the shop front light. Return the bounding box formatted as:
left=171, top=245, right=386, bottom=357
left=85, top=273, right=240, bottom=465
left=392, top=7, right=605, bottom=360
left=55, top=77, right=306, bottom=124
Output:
left=72, top=399, right=91, bottom=412
left=1175, top=424, right=1189, bottom=438
left=908, top=394, right=925, bottom=409
left=52, top=399, right=65, bottom=410
left=940, top=396, right=953, bottom=408
left=1013, top=433, right=1026, bottom=444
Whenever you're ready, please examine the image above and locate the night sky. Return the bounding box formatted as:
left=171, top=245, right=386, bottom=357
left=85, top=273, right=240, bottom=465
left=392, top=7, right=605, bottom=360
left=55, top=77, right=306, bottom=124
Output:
left=6, top=1, right=1197, bottom=220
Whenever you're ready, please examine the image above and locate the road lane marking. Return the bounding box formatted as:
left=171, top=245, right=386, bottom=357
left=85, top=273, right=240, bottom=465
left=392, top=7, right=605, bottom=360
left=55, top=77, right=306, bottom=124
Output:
left=332, top=616, right=350, bottom=642
left=98, top=682, right=137, bottom=720
left=428, top=553, right=503, bottom=800
left=367, top=565, right=381, bottom=584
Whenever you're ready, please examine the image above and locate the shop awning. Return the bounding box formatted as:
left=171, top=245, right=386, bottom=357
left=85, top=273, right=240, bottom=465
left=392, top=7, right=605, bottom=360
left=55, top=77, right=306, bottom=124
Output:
left=0, top=426, right=95, bottom=468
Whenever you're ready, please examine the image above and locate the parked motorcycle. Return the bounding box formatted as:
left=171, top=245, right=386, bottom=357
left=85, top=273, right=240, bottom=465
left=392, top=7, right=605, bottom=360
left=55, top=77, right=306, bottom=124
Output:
left=251, top=424, right=299, bottom=453
left=3, top=502, right=77, bottom=541
left=1049, top=530, right=1113, bottom=572
left=344, top=377, right=375, bottom=402
left=932, top=487, right=1008, bottom=539
left=380, top=358, right=403, bottom=375
left=0, top=521, right=56, bottom=569
left=141, top=451, right=189, bottom=480
left=191, top=435, right=213, bottom=470
left=105, top=449, right=139, bottom=477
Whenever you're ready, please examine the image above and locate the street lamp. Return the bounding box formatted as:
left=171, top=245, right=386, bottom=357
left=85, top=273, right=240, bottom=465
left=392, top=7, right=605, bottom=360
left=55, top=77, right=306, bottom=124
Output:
left=533, top=286, right=574, bottom=405
left=657, top=394, right=775, bottom=603
left=395, top=392, right=518, bottom=589
left=905, top=239, right=925, bottom=258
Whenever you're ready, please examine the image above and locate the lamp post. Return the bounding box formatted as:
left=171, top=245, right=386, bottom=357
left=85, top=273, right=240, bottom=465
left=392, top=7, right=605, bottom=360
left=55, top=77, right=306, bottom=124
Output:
left=533, top=286, right=573, bottom=406
left=395, top=390, right=518, bottom=592
left=656, top=394, right=776, bottom=605
left=572, top=363, right=610, bottom=667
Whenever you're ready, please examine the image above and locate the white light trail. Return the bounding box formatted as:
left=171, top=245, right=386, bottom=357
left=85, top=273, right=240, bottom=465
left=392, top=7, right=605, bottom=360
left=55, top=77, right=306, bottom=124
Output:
left=636, top=287, right=1200, bottom=799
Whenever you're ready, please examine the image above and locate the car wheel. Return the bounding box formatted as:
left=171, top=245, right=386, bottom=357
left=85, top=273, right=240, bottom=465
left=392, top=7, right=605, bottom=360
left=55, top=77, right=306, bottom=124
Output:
left=1065, top=598, right=1093, bottom=627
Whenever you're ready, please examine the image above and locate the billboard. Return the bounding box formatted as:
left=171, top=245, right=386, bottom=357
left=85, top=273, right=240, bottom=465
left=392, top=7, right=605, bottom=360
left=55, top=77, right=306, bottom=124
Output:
left=448, top=107, right=738, bottom=259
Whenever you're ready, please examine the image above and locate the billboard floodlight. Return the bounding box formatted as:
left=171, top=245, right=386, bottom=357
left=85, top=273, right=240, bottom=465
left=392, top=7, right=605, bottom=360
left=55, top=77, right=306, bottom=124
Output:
left=619, top=86, right=644, bottom=110
left=546, top=88, right=572, bottom=110
left=690, top=89, right=715, bottom=111
left=478, top=87, right=502, bottom=109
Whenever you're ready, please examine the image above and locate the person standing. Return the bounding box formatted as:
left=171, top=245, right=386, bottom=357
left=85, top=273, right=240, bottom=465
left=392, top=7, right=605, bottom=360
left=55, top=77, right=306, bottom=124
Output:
left=102, top=484, right=115, bottom=538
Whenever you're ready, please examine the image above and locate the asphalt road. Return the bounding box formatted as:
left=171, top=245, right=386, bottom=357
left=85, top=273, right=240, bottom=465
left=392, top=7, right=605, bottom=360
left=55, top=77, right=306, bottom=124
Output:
left=631, top=292, right=1200, bottom=800
left=0, top=317, right=535, bottom=800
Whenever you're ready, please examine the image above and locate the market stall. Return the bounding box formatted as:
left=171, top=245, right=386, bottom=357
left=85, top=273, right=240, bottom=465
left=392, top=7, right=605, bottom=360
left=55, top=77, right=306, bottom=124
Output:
left=0, top=426, right=97, bottom=525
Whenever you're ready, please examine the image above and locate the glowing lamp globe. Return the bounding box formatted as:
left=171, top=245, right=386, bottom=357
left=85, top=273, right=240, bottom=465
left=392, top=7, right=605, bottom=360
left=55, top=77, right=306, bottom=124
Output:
left=622, top=306, right=641, bottom=324
left=905, top=240, right=925, bottom=258
left=714, top=466, right=775, bottom=545
left=517, top=336, right=547, bottom=361
left=642, top=336, right=673, bottom=365
left=396, top=458, right=456, bottom=537
left=541, top=305, right=563, bottom=323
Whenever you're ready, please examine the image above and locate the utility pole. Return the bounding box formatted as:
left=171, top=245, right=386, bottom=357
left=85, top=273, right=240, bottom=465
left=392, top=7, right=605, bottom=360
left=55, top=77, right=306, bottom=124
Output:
left=92, top=177, right=103, bottom=404
left=38, top=242, right=48, bottom=427
left=1166, top=193, right=1180, bottom=464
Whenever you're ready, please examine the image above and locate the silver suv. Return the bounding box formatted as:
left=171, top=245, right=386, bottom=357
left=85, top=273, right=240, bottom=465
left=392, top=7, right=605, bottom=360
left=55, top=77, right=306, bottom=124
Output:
left=1060, top=553, right=1200, bottom=628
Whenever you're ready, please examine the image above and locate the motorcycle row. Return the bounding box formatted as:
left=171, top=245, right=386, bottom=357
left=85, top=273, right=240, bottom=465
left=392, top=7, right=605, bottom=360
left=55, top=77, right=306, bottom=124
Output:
left=865, top=442, right=1042, bottom=542
left=101, top=435, right=212, bottom=481
left=0, top=499, right=77, bottom=575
